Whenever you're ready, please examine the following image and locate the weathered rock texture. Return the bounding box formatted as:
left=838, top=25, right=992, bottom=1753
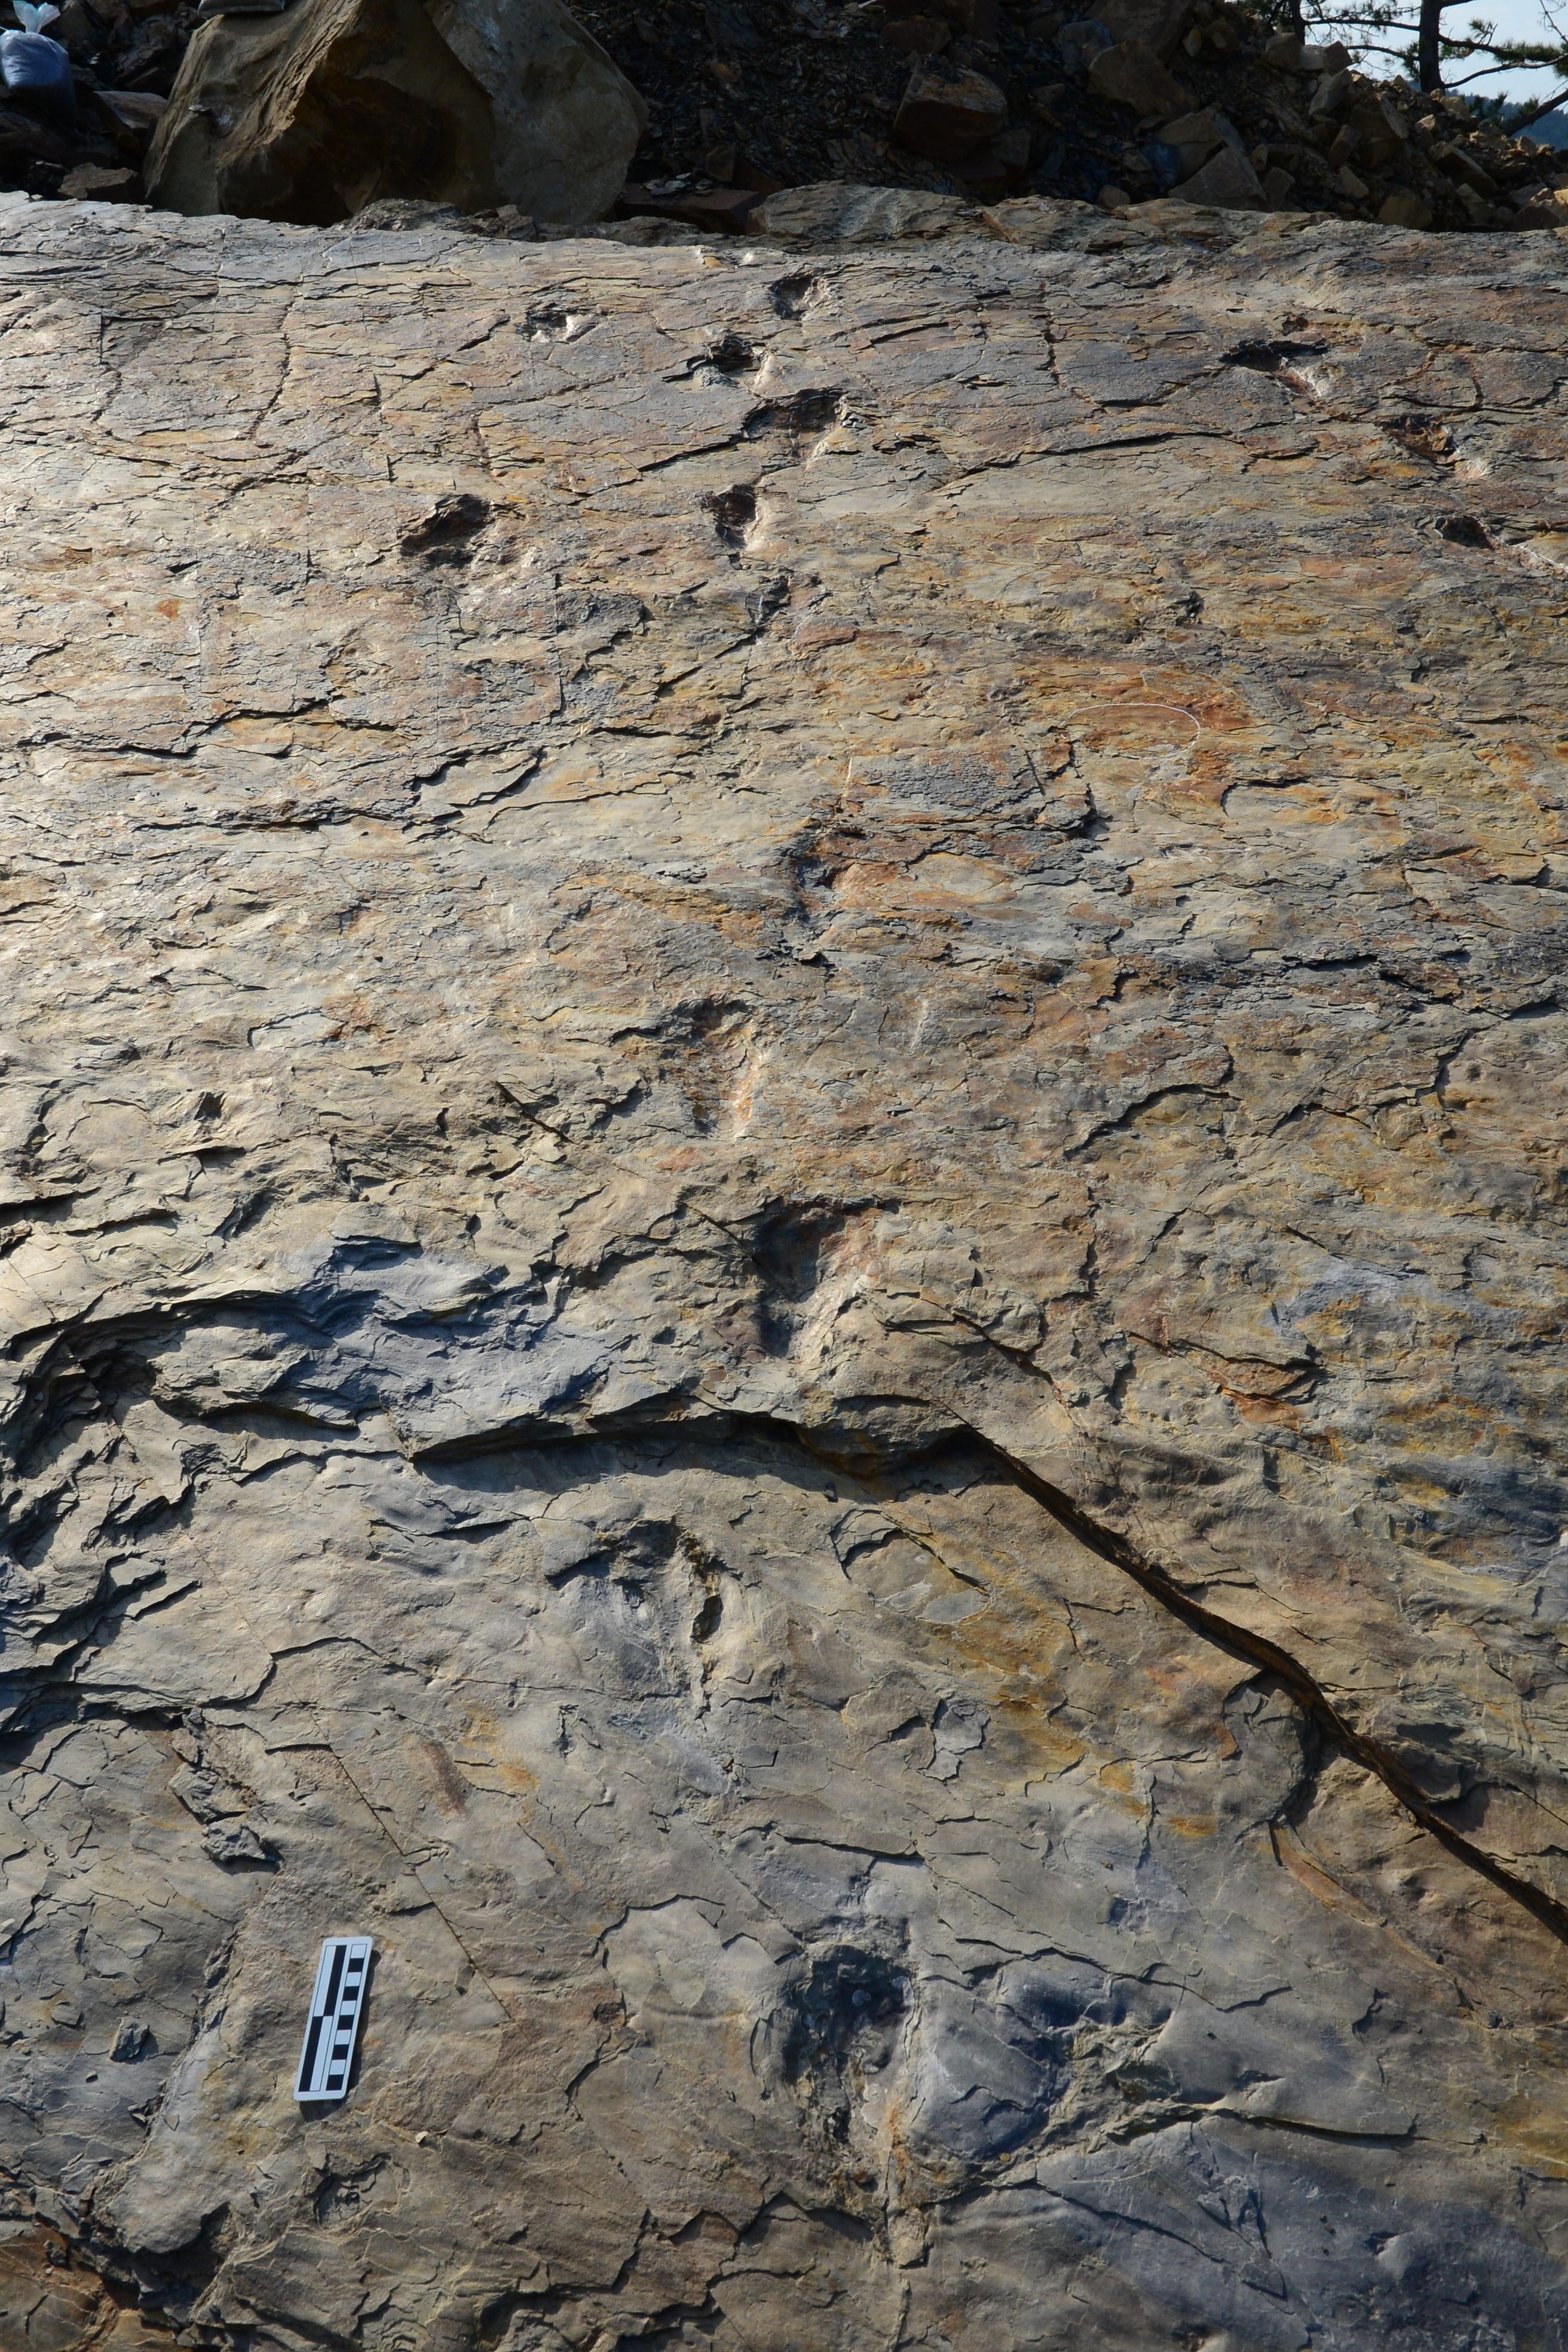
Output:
left=1, top=193, right=1567, bottom=2351
left=143, top=0, right=645, bottom=226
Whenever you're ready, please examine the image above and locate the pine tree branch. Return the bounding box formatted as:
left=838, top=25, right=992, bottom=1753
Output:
left=1506, top=79, right=1568, bottom=122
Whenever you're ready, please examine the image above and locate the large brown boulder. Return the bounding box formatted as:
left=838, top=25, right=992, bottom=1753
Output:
left=143, top=0, right=645, bottom=225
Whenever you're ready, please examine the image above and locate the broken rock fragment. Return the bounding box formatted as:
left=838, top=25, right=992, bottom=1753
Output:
left=1309, top=65, right=1353, bottom=120
left=0, top=99, right=72, bottom=166
left=893, top=62, right=1007, bottom=160
left=882, top=12, right=949, bottom=54
left=201, top=1819, right=271, bottom=1866
left=91, top=87, right=167, bottom=139
left=1514, top=184, right=1568, bottom=225
left=1379, top=183, right=1434, bottom=226
left=1172, top=137, right=1261, bottom=206
left=57, top=159, right=138, bottom=197
left=746, top=176, right=989, bottom=240
left=1152, top=103, right=1230, bottom=177
left=109, top=2019, right=152, bottom=2063
left=1094, top=0, right=1193, bottom=51
left=1087, top=34, right=1189, bottom=118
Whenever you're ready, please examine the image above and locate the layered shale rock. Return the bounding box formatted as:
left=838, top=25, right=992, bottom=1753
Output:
left=1, top=194, right=1567, bottom=2350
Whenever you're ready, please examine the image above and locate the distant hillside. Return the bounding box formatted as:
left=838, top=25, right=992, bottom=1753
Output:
left=1508, top=103, right=1568, bottom=146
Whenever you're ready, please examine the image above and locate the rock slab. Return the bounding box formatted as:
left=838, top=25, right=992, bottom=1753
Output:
left=0, top=195, right=1567, bottom=2351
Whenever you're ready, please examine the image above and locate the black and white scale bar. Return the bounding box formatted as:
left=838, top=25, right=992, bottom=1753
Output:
left=294, top=1937, right=372, bottom=2102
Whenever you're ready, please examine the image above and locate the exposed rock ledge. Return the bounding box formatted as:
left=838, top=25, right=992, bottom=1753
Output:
left=1, top=192, right=1567, bottom=2351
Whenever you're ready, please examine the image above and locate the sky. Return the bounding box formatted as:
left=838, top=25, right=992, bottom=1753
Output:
left=1449, top=0, right=1567, bottom=99
left=1334, top=0, right=1568, bottom=102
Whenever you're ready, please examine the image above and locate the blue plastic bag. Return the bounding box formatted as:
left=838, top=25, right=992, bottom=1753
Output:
left=2, top=4, right=75, bottom=136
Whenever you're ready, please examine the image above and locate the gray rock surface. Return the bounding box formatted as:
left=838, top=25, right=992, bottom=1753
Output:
left=0, top=191, right=1567, bottom=2350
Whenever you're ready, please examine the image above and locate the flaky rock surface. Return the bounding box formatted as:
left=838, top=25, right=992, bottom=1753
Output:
left=1, top=193, right=1567, bottom=2351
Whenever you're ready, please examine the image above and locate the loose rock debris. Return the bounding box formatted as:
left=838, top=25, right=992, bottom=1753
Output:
left=3, top=0, right=1565, bottom=232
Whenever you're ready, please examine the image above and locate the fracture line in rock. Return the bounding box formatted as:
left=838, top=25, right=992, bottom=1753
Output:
left=489, top=1089, right=1568, bottom=1952
left=276, top=1740, right=521, bottom=2026
left=977, top=1429, right=1568, bottom=1953
left=47, top=1124, right=1561, bottom=1967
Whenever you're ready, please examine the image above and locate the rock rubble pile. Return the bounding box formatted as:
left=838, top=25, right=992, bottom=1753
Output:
left=589, top=0, right=1568, bottom=232
left=1, top=0, right=1564, bottom=232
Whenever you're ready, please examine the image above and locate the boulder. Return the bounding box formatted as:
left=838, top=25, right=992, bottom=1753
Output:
left=950, top=118, right=1031, bottom=193
left=1087, top=35, right=1189, bottom=117
left=746, top=178, right=989, bottom=241
left=1341, top=94, right=1406, bottom=167
left=1379, top=183, right=1434, bottom=226
left=1171, top=140, right=1262, bottom=205
left=1154, top=105, right=1232, bottom=176
left=143, top=0, right=645, bottom=225
left=1514, top=185, right=1568, bottom=226
left=1094, top=0, right=1192, bottom=55
left=1057, top=16, right=1114, bottom=71
left=1262, top=28, right=1304, bottom=66
left=91, top=87, right=167, bottom=139
left=883, top=13, right=950, bottom=53
left=979, top=191, right=1105, bottom=243
left=59, top=160, right=140, bottom=197
left=0, top=97, right=71, bottom=164
left=1309, top=65, right=1353, bottom=118
left=426, top=0, right=643, bottom=216
left=893, top=64, right=1008, bottom=161
left=1434, top=139, right=1498, bottom=197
